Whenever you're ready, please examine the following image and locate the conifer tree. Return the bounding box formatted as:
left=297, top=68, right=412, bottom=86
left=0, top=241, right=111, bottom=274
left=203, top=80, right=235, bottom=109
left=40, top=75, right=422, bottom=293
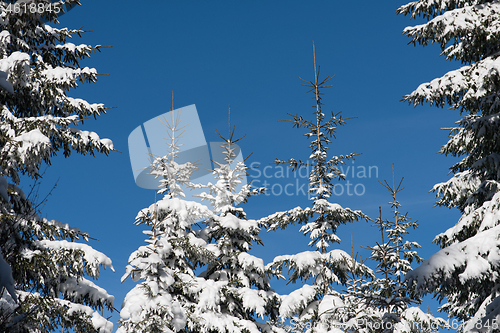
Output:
left=0, top=1, right=115, bottom=332
left=192, top=108, right=281, bottom=333
left=119, top=106, right=278, bottom=333
left=398, top=1, right=500, bottom=331
left=320, top=167, right=447, bottom=333
left=363, top=170, right=424, bottom=331
left=118, top=108, right=216, bottom=333
left=258, top=42, right=371, bottom=333
left=360, top=168, right=446, bottom=333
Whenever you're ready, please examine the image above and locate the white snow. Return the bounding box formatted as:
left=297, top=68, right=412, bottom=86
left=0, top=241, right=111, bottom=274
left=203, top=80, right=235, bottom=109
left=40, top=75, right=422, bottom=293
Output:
left=57, top=297, right=114, bottom=333
left=59, top=276, right=114, bottom=307
left=318, top=294, right=343, bottom=317
left=279, top=284, right=317, bottom=318
left=14, top=128, right=50, bottom=146
left=100, top=138, right=114, bottom=150
left=238, top=252, right=265, bottom=273
left=197, top=279, right=224, bottom=311
left=43, top=65, right=97, bottom=84
left=406, top=223, right=500, bottom=288
left=0, top=51, right=30, bottom=73
left=239, top=288, right=267, bottom=317
left=35, top=239, right=114, bottom=272
left=435, top=191, right=500, bottom=245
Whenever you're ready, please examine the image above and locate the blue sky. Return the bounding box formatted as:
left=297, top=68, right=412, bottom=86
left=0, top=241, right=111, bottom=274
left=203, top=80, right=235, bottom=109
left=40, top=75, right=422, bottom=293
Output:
left=32, top=0, right=465, bottom=328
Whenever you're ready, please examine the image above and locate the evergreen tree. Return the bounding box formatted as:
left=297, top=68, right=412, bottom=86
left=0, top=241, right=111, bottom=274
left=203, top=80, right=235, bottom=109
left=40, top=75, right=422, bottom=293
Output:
left=118, top=108, right=216, bottom=333
left=119, top=107, right=278, bottom=333
left=258, top=42, right=371, bottom=333
left=398, top=1, right=500, bottom=331
left=192, top=108, right=280, bottom=333
left=359, top=169, right=446, bottom=333
left=319, top=168, right=447, bottom=333
left=363, top=170, right=424, bottom=332
left=0, top=1, right=115, bottom=332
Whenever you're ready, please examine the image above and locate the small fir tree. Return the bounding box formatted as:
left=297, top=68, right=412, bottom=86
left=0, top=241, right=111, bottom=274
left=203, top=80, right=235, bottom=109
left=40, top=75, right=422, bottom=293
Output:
left=321, top=167, right=448, bottom=333
left=117, top=108, right=216, bottom=333
left=258, top=42, right=371, bottom=333
left=360, top=168, right=447, bottom=333
left=192, top=108, right=281, bottom=333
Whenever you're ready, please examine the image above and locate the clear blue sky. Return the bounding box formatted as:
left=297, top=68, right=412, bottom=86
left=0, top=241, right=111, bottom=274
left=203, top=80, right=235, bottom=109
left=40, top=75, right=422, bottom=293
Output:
left=33, top=0, right=463, bottom=329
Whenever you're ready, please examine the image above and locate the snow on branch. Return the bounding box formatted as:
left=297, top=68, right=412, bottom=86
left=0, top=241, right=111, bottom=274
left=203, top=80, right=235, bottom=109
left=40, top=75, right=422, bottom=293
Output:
left=59, top=276, right=115, bottom=309
left=397, top=0, right=485, bottom=20
left=56, top=297, right=114, bottom=333
left=403, top=55, right=500, bottom=114
left=267, top=249, right=353, bottom=285
left=406, top=222, right=500, bottom=294
left=258, top=206, right=313, bottom=231
left=35, top=239, right=114, bottom=273
left=279, top=284, right=317, bottom=319
left=434, top=190, right=500, bottom=246
left=432, top=170, right=480, bottom=210
left=402, top=2, right=500, bottom=62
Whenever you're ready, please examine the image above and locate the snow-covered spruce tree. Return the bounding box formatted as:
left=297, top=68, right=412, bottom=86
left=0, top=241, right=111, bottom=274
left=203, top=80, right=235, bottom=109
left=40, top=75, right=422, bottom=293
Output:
left=398, top=1, right=500, bottom=332
left=318, top=168, right=447, bottom=333
left=192, top=109, right=281, bottom=333
left=258, top=43, right=371, bottom=333
left=0, top=1, right=115, bottom=332
left=356, top=168, right=446, bottom=333
left=118, top=109, right=217, bottom=333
